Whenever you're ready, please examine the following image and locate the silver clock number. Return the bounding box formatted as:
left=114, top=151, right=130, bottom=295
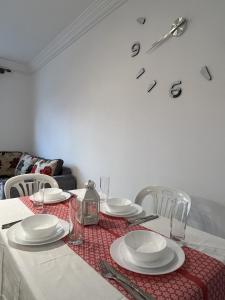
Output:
left=147, top=80, right=157, bottom=93
left=131, top=42, right=140, bottom=57
left=200, top=66, right=212, bottom=81
left=170, top=81, right=182, bottom=98
left=136, top=68, right=145, bottom=79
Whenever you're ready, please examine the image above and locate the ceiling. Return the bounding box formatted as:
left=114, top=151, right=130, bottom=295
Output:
left=0, top=0, right=94, bottom=64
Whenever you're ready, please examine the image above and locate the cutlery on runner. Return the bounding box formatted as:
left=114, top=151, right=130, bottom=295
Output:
left=127, top=215, right=159, bottom=226
left=99, top=260, right=155, bottom=300
left=99, top=261, right=144, bottom=300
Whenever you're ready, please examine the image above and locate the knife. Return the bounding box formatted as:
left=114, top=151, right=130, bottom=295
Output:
left=102, top=261, right=155, bottom=300
left=2, top=219, right=22, bottom=229
left=128, top=215, right=159, bottom=226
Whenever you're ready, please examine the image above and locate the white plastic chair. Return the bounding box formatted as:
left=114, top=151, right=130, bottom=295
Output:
left=134, top=186, right=191, bottom=219
left=4, top=174, right=59, bottom=199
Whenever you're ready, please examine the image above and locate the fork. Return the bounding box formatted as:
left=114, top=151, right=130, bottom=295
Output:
left=99, top=261, right=145, bottom=300
left=127, top=215, right=159, bottom=226
left=99, top=261, right=155, bottom=300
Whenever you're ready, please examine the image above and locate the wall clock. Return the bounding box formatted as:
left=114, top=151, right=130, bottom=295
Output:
left=131, top=17, right=212, bottom=98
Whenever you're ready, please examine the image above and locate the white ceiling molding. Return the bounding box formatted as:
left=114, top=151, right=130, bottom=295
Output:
left=30, top=0, right=128, bottom=72
left=0, top=58, right=30, bottom=74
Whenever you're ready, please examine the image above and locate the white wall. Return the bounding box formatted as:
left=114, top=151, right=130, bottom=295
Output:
left=0, top=71, right=33, bottom=152
left=33, top=0, right=225, bottom=235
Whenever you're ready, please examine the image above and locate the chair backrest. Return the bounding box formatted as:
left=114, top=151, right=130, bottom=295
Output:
left=134, top=186, right=191, bottom=218
left=4, top=174, right=59, bottom=199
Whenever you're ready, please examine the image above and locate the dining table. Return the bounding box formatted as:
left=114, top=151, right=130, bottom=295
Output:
left=0, top=189, right=225, bottom=300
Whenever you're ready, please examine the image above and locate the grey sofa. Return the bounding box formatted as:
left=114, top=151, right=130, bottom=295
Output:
left=0, top=151, right=77, bottom=199
left=53, top=166, right=77, bottom=191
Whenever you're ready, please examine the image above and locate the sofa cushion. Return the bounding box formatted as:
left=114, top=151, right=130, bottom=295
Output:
left=15, top=153, right=38, bottom=175
left=31, top=158, right=63, bottom=176
left=0, top=151, right=22, bottom=176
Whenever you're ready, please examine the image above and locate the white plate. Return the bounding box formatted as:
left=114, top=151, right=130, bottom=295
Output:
left=30, top=192, right=71, bottom=204
left=101, top=203, right=143, bottom=218
left=110, top=236, right=185, bottom=275
left=123, top=241, right=175, bottom=268
left=7, top=219, right=69, bottom=246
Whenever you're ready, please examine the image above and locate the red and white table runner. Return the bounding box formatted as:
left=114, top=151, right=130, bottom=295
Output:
left=20, top=196, right=225, bottom=300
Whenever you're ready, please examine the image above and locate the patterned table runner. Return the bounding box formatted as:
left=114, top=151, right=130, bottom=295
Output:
left=20, top=197, right=225, bottom=300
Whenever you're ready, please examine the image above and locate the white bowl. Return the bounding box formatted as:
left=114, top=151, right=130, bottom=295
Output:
left=43, top=188, right=63, bottom=200
left=106, top=198, right=132, bottom=213
left=21, top=214, right=59, bottom=239
left=123, top=230, right=167, bottom=263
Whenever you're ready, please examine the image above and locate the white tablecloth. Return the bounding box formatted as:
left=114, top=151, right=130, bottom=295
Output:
left=0, top=190, right=225, bottom=300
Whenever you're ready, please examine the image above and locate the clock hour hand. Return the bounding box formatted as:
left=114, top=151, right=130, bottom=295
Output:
left=146, top=17, right=187, bottom=53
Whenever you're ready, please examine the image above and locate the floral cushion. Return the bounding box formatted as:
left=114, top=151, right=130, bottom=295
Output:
left=15, top=153, right=38, bottom=175
left=0, top=151, right=22, bottom=176
left=31, top=158, right=63, bottom=176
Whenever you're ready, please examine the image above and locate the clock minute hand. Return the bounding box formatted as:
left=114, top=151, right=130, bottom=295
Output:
left=149, top=29, right=174, bottom=51
left=146, top=17, right=187, bottom=53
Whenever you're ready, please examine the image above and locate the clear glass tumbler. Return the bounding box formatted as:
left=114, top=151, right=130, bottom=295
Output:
left=170, top=198, right=189, bottom=242
left=32, top=180, right=45, bottom=213
left=100, top=176, right=110, bottom=203
left=0, top=180, right=4, bottom=199
left=68, top=196, right=84, bottom=245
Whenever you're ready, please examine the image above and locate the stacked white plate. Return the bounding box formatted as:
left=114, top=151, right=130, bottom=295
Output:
left=30, top=188, right=71, bottom=204
left=110, top=232, right=185, bottom=275
left=7, top=214, right=69, bottom=246
left=101, top=198, right=143, bottom=218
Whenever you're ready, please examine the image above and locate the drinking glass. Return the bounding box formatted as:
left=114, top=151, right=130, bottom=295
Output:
left=170, top=198, right=189, bottom=242
left=68, top=196, right=84, bottom=245
left=32, top=180, right=45, bottom=213
left=100, top=176, right=110, bottom=203
left=0, top=180, right=4, bottom=199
